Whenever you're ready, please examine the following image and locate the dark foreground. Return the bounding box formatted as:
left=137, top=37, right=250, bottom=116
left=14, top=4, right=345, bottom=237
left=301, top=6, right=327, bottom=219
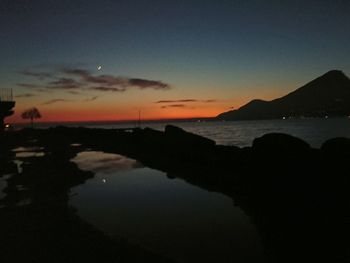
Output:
left=1, top=125, right=350, bottom=263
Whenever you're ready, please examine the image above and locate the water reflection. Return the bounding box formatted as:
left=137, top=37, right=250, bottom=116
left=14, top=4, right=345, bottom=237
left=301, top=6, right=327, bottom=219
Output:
left=12, top=146, right=45, bottom=158
left=71, top=152, right=263, bottom=263
left=73, top=151, right=143, bottom=173
left=12, top=146, right=44, bottom=152
left=0, top=174, right=12, bottom=200
left=15, top=152, right=45, bottom=158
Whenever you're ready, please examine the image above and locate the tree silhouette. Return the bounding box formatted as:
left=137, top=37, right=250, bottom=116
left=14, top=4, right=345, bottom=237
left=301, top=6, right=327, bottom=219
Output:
left=21, top=107, right=41, bottom=127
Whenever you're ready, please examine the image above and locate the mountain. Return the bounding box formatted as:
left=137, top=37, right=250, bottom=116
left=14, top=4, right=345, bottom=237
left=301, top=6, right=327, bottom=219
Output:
left=217, top=70, right=350, bottom=120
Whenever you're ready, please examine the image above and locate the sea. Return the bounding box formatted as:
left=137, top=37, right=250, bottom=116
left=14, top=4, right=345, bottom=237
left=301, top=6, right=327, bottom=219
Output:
left=20, top=117, right=350, bottom=147
left=8, top=118, right=350, bottom=262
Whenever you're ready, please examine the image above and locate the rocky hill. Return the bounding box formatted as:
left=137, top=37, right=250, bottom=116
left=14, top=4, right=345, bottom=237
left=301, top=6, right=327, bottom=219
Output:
left=217, top=70, right=350, bottom=120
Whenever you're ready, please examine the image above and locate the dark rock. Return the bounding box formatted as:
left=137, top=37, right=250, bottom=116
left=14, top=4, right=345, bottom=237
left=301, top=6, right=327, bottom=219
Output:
left=252, top=133, right=311, bottom=159
left=321, top=138, right=350, bottom=172
left=140, top=127, right=165, bottom=139
left=165, top=125, right=215, bottom=149
left=321, top=137, right=350, bottom=156
left=133, top=127, right=167, bottom=153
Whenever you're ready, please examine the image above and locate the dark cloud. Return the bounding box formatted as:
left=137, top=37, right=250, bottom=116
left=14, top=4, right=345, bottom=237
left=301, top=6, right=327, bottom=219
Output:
left=61, top=67, right=170, bottom=90
left=18, top=66, right=171, bottom=94
left=92, top=86, right=126, bottom=92
left=15, top=93, right=36, bottom=98
left=161, top=104, right=186, bottom=109
left=18, top=70, right=52, bottom=80
left=16, top=83, right=39, bottom=89
left=61, top=68, right=90, bottom=77
left=48, top=77, right=82, bottom=89
left=86, top=75, right=126, bottom=86
left=203, top=99, right=217, bottom=103
left=68, top=91, right=81, bottom=95
left=49, top=78, right=77, bottom=86
left=82, top=96, right=98, bottom=102
left=129, top=78, right=170, bottom=90
left=42, top=99, right=71, bottom=105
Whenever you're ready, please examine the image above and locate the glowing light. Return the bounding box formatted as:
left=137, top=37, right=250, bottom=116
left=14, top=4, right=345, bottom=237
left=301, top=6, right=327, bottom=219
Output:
left=102, top=179, right=106, bottom=183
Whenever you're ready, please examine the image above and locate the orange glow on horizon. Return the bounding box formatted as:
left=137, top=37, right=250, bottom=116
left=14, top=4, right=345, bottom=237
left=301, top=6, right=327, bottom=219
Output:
left=7, top=104, right=228, bottom=123
left=6, top=89, right=285, bottom=124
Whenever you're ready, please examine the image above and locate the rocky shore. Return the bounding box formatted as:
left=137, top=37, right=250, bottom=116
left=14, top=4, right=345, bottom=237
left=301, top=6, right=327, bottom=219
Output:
left=1, top=125, right=350, bottom=262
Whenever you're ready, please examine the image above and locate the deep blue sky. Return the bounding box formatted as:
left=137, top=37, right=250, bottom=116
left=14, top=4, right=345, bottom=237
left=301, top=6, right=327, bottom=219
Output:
left=1, top=0, right=350, bottom=121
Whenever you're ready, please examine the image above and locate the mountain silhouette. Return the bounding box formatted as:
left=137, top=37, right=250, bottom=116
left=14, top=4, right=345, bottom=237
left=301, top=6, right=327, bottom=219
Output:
left=217, top=70, right=350, bottom=120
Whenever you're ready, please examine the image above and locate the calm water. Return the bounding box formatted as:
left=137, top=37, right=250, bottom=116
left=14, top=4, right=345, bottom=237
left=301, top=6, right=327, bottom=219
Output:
left=70, top=152, right=263, bottom=263
left=25, top=118, right=350, bottom=147
left=10, top=118, right=350, bottom=262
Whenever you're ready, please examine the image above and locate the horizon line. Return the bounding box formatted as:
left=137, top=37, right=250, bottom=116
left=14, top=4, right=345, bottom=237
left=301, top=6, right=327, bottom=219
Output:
left=11, top=116, right=216, bottom=125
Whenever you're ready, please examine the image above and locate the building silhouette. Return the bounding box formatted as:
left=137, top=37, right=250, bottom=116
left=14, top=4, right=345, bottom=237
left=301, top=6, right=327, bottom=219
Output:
left=0, top=88, right=15, bottom=130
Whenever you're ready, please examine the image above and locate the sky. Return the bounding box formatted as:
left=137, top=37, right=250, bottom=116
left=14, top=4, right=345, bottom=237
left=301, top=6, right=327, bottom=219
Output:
left=1, top=0, right=350, bottom=122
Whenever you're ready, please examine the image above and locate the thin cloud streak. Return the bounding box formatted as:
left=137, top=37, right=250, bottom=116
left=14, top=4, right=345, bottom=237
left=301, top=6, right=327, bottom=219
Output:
left=42, top=96, right=98, bottom=105
left=128, top=78, right=170, bottom=90
left=61, top=68, right=90, bottom=77
left=92, top=86, right=126, bottom=92
left=18, top=70, right=52, bottom=80
left=156, top=99, right=217, bottom=104
left=16, top=83, right=39, bottom=89
left=156, top=99, right=197, bottom=103
left=161, top=104, right=186, bottom=109
left=68, top=91, right=81, bottom=95
left=82, top=96, right=98, bottom=102
left=36, top=88, right=54, bottom=93
left=42, top=99, right=72, bottom=105
left=47, top=77, right=82, bottom=89
left=15, top=93, right=36, bottom=98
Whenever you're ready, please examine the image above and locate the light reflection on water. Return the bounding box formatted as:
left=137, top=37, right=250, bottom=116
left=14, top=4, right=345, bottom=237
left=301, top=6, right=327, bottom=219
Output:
left=0, top=174, right=12, bottom=200
left=12, top=146, right=44, bottom=152
left=71, top=152, right=263, bottom=263
left=15, top=152, right=45, bottom=158
left=12, top=147, right=45, bottom=158
left=72, top=151, right=143, bottom=173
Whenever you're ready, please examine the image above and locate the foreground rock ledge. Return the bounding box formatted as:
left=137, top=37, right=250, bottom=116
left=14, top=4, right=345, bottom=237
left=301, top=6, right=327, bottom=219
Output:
left=1, top=125, right=350, bottom=263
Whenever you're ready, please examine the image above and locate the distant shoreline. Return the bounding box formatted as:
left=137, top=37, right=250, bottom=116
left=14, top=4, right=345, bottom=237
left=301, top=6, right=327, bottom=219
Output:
left=9, top=115, right=350, bottom=127
left=10, top=116, right=215, bottom=126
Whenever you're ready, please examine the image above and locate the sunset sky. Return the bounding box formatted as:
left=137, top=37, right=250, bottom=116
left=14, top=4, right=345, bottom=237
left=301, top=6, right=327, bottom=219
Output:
left=1, top=0, right=350, bottom=122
